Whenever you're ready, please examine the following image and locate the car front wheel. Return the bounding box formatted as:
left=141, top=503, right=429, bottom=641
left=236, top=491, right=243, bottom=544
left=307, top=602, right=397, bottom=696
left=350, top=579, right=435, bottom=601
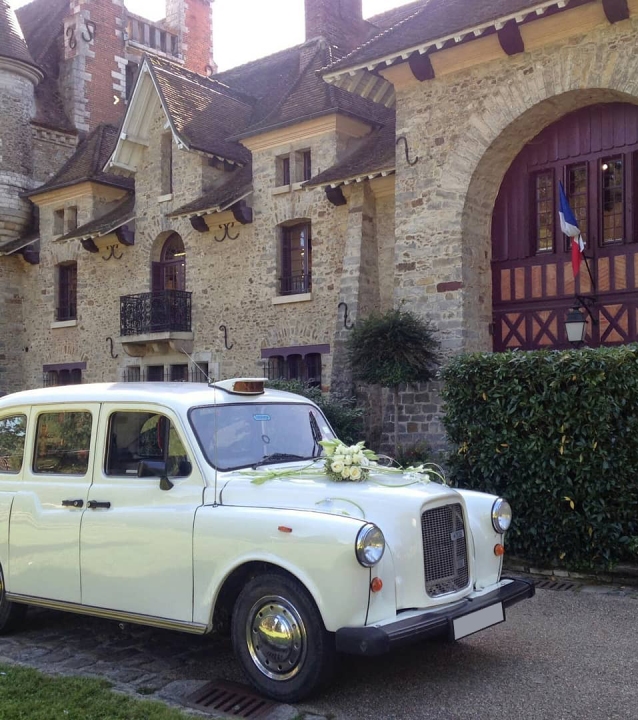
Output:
left=231, top=572, right=335, bottom=702
left=0, top=567, right=26, bottom=635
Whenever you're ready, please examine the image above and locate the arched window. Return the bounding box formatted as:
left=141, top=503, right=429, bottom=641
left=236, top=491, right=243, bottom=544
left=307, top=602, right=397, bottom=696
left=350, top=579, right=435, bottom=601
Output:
left=152, top=233, right=185, bottom=292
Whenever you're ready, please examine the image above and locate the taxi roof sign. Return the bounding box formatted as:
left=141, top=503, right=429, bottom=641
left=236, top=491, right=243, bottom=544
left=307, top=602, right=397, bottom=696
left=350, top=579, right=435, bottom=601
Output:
left=212, top=378, right=266, bottom=395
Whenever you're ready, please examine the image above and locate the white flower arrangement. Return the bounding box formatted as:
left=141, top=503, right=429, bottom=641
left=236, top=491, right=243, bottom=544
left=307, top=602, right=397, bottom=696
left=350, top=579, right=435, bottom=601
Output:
left=319, top=439, right=378, bottom=483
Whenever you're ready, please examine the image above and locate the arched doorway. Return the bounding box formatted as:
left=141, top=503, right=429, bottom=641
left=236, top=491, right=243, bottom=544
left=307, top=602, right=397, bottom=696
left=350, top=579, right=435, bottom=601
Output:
left=152, top=232, right=186, bottom=292
left=492, top=102, right=638, bottom=350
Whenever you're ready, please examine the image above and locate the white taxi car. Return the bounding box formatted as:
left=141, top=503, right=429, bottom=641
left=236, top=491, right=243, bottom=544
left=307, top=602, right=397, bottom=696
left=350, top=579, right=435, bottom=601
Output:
left=0, top=379, right=534, bottom=702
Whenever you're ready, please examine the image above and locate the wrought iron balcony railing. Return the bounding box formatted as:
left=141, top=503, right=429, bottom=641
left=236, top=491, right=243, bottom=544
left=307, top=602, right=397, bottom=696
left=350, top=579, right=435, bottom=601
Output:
left=279, top=272, right=312, bottom=296
left=120, top=290, right=192, bottom=337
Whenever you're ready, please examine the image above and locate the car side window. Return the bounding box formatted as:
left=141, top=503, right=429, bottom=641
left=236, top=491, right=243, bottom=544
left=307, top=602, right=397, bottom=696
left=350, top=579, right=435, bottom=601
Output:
left=34, top=412, right=92, bottom=475
left=0, top=415, right=27, bottom=474
left=106, top=411, right=191, bottom=478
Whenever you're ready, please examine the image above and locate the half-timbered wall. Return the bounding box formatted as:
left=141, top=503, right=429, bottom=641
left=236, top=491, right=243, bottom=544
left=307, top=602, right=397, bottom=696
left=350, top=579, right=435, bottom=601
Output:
left=492, top=102, right=638, bottom=350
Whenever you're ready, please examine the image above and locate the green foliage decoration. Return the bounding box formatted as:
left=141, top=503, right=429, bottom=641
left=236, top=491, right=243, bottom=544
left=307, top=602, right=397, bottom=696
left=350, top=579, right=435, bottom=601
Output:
left=266, top=379, right=364, bottom=446
left=442, top=346, right=638, bottom=570
left=346, top=309, right=440, bottom=453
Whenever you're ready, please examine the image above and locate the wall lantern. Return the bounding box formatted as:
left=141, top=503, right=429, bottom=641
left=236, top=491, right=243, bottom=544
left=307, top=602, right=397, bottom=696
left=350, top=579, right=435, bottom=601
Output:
left=565, top=306, right=588, bottom=346
left=565, top=296, right=597, bottom=347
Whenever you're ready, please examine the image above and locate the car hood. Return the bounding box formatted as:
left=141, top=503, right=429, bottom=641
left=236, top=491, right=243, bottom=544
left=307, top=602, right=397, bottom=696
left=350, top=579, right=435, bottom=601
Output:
left=218, top=466, right=461, bottom=524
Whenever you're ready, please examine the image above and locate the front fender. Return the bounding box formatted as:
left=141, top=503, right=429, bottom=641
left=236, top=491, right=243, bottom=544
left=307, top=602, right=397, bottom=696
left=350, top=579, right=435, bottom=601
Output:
left=455, top=489, right=504, bottom=588
left=193, top=505, right=372, bottom=631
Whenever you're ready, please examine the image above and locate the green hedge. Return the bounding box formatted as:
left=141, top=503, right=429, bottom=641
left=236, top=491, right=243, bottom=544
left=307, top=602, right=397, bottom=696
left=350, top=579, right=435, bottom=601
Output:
left=442, top=347, right=638, bottom=570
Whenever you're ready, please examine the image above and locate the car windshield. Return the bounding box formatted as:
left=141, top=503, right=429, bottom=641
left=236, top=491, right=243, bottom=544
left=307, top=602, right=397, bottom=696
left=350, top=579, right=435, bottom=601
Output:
left=189, top=403, right=336, bottom=471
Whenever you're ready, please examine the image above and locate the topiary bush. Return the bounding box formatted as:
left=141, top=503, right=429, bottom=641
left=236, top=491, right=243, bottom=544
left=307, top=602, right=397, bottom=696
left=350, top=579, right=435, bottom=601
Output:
left=266, top=379, right=364, bottom=446
left=442, top=346, right=638, bottom=571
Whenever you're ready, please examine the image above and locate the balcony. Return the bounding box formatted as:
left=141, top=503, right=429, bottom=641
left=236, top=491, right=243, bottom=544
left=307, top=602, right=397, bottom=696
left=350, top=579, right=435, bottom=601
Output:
left=120, top=290, right=193, bottom=357
left=279, top=272, right=312, bottom=296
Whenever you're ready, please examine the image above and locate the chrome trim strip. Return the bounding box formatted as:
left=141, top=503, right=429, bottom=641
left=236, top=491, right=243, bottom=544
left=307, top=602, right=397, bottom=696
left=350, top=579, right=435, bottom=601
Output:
left=5, top=593, right=209, bottom=635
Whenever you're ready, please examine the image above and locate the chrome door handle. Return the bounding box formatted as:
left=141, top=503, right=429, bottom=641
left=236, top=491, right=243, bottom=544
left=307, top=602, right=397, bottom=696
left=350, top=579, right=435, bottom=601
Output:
left=61, top=499, right=84, bottom=508
left=87, top=500, right=111, bottom=510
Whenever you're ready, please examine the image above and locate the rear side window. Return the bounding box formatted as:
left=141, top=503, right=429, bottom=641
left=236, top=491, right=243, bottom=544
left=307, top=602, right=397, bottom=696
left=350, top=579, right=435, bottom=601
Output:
left=0, top=415, right=27, bottom=474
left=34, top=412, right=92, bottom=475
left=106, top=411, right=191, bottom=478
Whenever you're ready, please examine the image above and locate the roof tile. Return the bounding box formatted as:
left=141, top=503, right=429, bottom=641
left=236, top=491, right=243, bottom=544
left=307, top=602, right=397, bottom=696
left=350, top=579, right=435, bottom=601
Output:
left=169, top=166, right=253, bottom=218
left=28, top=124, right=133, bottom=196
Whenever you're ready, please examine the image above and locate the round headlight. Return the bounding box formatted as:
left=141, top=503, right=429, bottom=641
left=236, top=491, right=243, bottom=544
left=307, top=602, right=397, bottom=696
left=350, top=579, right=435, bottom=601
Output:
left=492, top=498, right=512, bottom=533
left=355, top=524, right=385, bottom=568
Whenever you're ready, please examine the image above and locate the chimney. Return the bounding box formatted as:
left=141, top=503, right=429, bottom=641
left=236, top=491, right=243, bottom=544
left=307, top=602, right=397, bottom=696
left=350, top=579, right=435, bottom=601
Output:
left=165, top=0, right=216, bottom=75
left=304, top=0, right=369, bottom=54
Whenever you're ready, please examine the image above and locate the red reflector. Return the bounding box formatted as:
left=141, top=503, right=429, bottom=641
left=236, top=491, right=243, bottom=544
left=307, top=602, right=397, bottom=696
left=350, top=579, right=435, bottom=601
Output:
left=370, top=577, right=383, bottom=593
left=494, top=544, right=505, bottom=557
left=278, top=526, right=293, bottom=533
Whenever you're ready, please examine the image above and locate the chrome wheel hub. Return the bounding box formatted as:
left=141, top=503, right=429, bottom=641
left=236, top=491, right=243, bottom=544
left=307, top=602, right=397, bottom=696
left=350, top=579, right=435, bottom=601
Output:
left=246, top=595, right=307, bottom=681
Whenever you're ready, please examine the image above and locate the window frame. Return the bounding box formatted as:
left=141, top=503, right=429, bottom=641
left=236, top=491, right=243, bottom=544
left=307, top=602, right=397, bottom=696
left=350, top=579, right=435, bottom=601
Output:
left=33, top=410, right=93, bottom=476
left=0, top=414, right=27, bottom=474
left=279, top=221, right=312, bottom=296
left=56, top=261, right=77, bottom=322
left=600, top=155, right=625, bottom=246
left=531, top=169, right=555, bottom=254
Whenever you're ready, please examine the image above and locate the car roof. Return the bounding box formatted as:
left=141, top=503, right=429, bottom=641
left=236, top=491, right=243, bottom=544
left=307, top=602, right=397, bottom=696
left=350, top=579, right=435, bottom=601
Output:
left=0, top=382, right=317, bottom=414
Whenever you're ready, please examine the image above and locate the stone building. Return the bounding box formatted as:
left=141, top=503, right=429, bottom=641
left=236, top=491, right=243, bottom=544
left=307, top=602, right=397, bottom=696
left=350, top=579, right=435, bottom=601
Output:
left=3, top=0, right=638, bottom=448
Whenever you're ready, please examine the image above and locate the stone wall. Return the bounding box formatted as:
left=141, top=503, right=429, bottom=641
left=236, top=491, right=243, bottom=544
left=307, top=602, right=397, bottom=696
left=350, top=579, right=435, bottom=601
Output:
left=31, top=128, right=78, bottom=186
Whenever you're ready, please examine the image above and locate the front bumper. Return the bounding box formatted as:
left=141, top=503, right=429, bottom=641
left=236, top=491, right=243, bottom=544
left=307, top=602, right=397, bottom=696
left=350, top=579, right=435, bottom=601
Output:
left=335, top=577, right=535, bottom=656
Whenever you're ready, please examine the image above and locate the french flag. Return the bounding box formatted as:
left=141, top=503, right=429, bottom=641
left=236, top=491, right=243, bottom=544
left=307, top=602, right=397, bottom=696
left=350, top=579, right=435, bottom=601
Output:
left=559, top=181, right=585, bottom=278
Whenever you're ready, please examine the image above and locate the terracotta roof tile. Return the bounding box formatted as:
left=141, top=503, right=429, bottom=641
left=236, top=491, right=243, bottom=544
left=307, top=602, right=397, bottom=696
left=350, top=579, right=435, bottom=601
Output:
left=147, top=56, right=252, bottom=165
left=305, top=121, right=395, bottom=187
left=327, top=0, right=577, bottom=73
left=27, top=124, right=133, bottom=196
left=233, top=40, right=392, bottom=140
left=169, top=165, right=253, bottom=218
left=59, top=195, right=135, bottom=242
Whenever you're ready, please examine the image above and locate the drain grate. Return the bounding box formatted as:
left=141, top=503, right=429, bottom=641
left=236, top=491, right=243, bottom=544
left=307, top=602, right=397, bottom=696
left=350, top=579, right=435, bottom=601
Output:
left=534, top=578, right=577, bottom=591
left=184, top=680, right=277, bottom=718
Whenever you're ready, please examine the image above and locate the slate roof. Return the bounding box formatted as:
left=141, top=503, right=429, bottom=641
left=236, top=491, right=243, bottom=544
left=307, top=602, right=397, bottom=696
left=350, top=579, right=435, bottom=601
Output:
left=148, top=56, right=253, bottom=165
left=326, top=0, right=578, bottom=73
left=305, top=121, right=396, bottom=187
left=27, top=124, right=133, bottom=196
left=0, top=232, right=39, bottom=256
left=367, top=0, right=425, bottom=30
left=15, top=0, right=75, bottom=132
left=169, top=166, right=253, bottom=218
left=0, top=0, right=39, bottom=69
left=231, top=39, right=392, bottom=140
left=60, top=195, right=135, bottom=242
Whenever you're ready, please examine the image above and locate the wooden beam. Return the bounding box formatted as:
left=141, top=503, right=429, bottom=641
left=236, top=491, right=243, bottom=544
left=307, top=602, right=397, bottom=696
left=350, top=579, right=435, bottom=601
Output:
left=19, top=246, right=39, bottom=265
left=325, top=186, right=347, bottom=206
left=602, top=0, right=629, bottom=23
left=231, top=200, right=253, bottom=225
left=81, top=238, right=99, bottom=253
left=190, top=216, right=209, bottom=233
left=498, top=19, right=525, bottom=56
left=116, top=224, right=135, bottom=245
left=408, top=51, right=435, bottom=82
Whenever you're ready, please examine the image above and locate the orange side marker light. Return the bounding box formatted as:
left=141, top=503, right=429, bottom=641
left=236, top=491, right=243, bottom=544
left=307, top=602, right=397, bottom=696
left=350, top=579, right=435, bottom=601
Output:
left=278, top=526, right=293, bottom=533
left=370, top=577, right=383, bottom=593
left=494, top=544, right=505, bottom=557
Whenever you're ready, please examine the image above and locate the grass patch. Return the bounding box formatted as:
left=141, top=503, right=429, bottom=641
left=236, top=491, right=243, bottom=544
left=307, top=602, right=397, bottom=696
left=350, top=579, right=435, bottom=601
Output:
left=0, top=664, right=194, bottom=719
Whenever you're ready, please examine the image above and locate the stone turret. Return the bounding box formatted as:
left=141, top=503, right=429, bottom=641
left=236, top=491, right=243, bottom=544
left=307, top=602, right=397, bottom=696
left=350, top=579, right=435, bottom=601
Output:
left=0, top=0, right=43, bottom=245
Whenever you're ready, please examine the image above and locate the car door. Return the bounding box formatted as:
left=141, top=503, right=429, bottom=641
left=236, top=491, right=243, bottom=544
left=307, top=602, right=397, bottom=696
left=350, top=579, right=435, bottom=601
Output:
left=80, top=403, right=204, bottom=622
left=9, top=404, right=99, bottom=604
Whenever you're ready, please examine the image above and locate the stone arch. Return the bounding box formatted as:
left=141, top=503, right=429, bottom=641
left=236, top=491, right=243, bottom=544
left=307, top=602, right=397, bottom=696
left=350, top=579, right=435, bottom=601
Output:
left=449, top=83, right=638, bottom=351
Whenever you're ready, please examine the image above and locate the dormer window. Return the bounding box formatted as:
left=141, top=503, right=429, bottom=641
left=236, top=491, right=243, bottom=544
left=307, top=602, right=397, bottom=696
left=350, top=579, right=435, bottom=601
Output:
left=53, top=209, right=65, bottom=236
left=302, top=150, right=312, bottom=182
left=161, top=132, right=173, bottom=196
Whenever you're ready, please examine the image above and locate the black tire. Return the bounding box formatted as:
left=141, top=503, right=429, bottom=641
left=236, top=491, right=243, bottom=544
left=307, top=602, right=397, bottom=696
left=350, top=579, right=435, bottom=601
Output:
left=231, top=572, right=335, bottom=702
left=0, top=567, right=26, bottom=635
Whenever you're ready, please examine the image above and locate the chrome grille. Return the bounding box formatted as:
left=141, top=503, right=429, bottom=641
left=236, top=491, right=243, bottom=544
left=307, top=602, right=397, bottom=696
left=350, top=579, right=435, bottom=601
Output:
left=421, top=503, right=469, bottom=597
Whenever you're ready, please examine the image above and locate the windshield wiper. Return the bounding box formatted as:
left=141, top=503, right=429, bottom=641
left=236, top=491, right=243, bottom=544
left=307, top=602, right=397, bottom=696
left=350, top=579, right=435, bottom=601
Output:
left=252, top=453, right=307, bottom=469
